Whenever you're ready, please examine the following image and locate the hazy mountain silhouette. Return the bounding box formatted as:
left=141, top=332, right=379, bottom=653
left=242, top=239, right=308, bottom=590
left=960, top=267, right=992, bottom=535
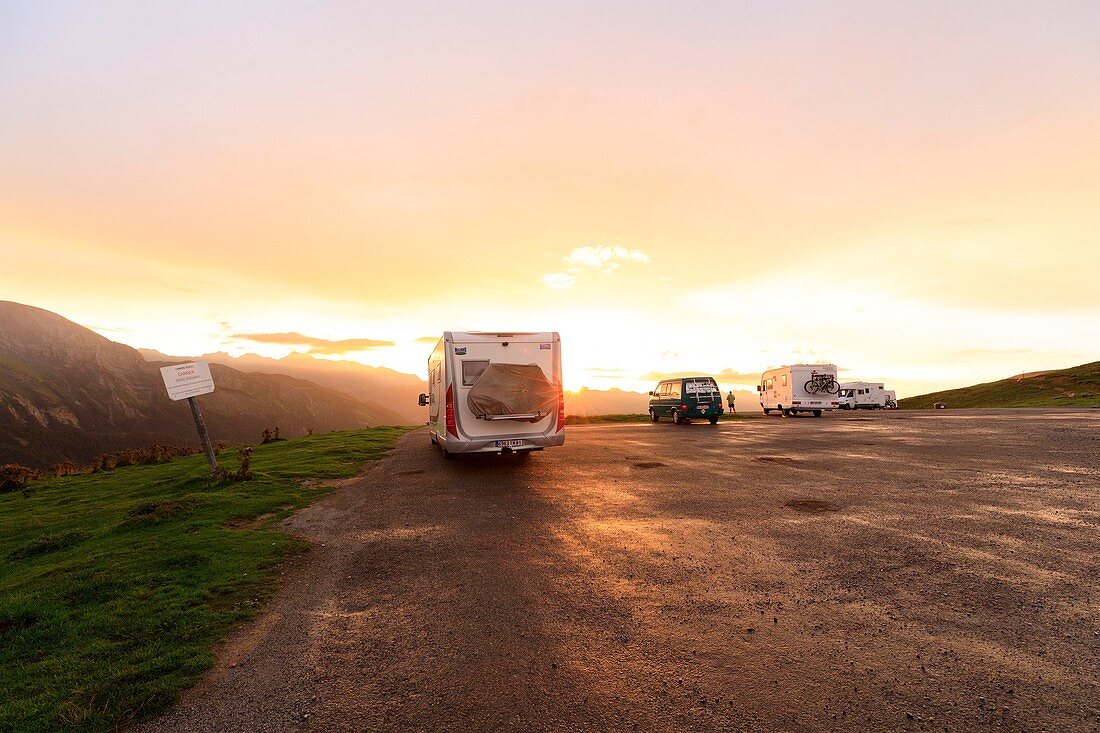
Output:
left=0, top=301, right=408, bottom=469
left=564, top=387, right=648, bottom=416
left=139, top=349, right=426, bottom=424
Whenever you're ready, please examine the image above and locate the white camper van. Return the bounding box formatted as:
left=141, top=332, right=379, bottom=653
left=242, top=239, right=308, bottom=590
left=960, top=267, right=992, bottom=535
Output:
left=418, top=332, right=565, bottom=458
left=837, top=382, right=887, bottom=410
left=758, top=364, right=840, bottom=417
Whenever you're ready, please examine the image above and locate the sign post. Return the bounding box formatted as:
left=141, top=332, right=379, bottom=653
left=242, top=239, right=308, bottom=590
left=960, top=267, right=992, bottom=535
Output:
left=160, top=361, right=219, bottom=476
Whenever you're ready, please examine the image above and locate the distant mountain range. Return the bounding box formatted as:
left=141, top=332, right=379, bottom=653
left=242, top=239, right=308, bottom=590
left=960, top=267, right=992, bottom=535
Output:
left=899, top=362, right=1100, bottom=409
left=139, top=349, right=427, bottom=425
left=564, top=387, right=648, bottom=416
left=0, top=302, right=408, bottom=469
left=140, top=352, right=766, bottom=419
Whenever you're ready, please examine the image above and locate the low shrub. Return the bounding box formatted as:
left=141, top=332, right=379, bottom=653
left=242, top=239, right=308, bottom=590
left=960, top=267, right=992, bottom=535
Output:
left=91, top=445, right=199, bottom=473
left=0, top=464, right=39, bottom=493
left=48, top=461, right=81, bottom=477
left=213, top=447, right=253, bottom=482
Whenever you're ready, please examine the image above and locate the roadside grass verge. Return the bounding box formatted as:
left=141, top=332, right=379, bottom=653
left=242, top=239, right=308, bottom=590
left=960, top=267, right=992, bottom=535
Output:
left=567, top=412, right=760, bottom=424
left=0, top=426, right=414, bottom=733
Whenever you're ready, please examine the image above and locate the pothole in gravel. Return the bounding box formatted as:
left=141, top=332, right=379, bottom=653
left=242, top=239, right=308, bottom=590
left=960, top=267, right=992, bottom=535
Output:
left=784, top=499, right=840, bottom=513
left=633, top=461, right=667, bottom=469
left=755, top=455, right=795, bottom=463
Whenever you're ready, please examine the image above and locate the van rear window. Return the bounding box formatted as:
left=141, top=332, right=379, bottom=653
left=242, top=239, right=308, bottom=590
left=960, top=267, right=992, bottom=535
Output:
left=684, top=379, right=718, bottom=394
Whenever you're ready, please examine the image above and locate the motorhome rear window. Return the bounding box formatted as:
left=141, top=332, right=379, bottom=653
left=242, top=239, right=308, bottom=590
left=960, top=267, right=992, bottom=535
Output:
left=462, top=360, right=489, bottom=386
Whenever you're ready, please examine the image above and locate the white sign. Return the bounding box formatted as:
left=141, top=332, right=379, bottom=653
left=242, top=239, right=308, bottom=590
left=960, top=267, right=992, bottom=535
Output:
left=160, top=361, right=215, bottom=401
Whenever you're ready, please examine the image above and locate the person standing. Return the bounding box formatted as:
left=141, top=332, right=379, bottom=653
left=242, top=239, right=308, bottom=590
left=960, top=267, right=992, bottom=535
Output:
left=726, top=390, right=736, bottom=413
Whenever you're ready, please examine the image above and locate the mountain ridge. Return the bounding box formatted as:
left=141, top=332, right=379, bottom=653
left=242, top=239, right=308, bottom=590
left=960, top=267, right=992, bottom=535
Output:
left=139, top=348, right=427, bottom=424
left=0, top=301, right=408, bottom=468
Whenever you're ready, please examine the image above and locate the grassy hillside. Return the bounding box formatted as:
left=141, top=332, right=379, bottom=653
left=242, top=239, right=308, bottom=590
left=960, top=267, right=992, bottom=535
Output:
left=899, top=361, right=1100, bottom=409
left=0, top=427, right=413, bottom=733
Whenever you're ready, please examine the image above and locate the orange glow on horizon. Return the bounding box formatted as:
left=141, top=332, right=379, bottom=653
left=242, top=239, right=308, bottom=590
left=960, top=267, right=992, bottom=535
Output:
left=2, top=3, right=1098, bottom=399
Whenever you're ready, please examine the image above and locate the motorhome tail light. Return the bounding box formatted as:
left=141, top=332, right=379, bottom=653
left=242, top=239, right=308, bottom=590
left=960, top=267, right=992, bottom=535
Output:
left=556, top=387, right=566, bottom=432
left=681, top=404, right=687, bottom=410
left=445, top=384, right=458, bottom=437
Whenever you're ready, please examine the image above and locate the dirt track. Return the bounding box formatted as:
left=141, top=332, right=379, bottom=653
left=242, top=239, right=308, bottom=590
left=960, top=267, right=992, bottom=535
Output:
left=136, top=410, right=1100, bottom=732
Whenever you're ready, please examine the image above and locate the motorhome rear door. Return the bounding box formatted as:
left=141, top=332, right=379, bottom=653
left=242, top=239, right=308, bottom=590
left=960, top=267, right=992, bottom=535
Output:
left=452, top=338, right=558, bottom=439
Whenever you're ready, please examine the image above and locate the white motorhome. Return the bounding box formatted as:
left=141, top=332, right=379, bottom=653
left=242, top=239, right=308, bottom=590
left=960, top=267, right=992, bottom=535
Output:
left=837, top=382, right=887, bottom=410
left=418, top=332, right=565, bottom=458
left=758, top=364, right=840, bottom=417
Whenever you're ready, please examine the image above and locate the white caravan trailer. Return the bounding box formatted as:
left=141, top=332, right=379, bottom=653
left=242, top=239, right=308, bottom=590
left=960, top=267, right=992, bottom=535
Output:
left=418, top=332, right=565, bottom=458
left=837, top=382, right=887, bottom=410
left=758, top=364, right=840, bottom=417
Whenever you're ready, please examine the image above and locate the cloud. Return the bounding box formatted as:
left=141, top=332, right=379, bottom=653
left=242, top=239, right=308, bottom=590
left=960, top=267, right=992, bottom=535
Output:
left=234, top=331, right=395, bottom=354
left=715, top=369, right=766, bottom=383
left=415, top=335, right=440, bottom=343
left=640, top=370, right=715, bottom=381
left=563, top=245, right=650, bottom=272
left=541, top=245, right=649, bottom=288
left=948, top=348, right=1037, bottom=358
left=639, top=368, right=771, bottom=385
left=583, top=367, right=628, bottom=378
left=541, top=272, right=576, bottom=289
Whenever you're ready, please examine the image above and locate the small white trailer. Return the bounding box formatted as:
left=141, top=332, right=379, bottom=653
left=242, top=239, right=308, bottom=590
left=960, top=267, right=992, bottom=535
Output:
left=837, top=382, right=888, bottom=410
left=419, top=331, right=565, bottom=458
left=758, top=364, right=840, bottom=417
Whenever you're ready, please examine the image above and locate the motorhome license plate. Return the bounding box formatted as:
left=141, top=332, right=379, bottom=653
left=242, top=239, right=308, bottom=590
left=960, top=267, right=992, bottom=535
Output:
left=495, top=439, right=524, bottom=448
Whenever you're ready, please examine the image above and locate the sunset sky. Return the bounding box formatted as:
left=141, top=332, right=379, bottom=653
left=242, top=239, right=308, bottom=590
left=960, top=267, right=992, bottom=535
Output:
left=2, top=2, right=1098, bottom=395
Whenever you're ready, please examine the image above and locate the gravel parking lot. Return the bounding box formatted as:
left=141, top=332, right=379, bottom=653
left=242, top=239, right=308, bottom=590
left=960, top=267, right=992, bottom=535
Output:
left=138, top=409, right=1100, bottom=733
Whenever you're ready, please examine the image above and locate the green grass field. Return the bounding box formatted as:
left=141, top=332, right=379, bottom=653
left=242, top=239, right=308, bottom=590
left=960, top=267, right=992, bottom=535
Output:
left=0, top=427, right=413, bottom=733
left=899, top=361, right=1100, bottom=409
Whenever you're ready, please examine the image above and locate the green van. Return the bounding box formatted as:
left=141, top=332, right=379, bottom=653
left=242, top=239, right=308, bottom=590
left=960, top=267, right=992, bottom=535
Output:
left=648, top=376, right=724, bottom=424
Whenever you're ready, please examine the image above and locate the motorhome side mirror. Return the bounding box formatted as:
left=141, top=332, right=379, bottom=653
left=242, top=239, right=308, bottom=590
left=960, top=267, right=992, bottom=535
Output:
left=756, top=385, right=762, bottom=392
left=417, top=393, right=429, bottom=407
left=648, top=391, right=654, bottom=396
